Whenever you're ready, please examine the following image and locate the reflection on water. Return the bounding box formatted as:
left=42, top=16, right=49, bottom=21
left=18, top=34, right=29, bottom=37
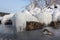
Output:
left=0, top=24, right=17, bottom=40
left=0, top=24, right=60, bottom=40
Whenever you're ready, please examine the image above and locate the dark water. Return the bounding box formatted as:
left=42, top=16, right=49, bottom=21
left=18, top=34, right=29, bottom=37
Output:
left=17, top=28, right=60, bottom=40
left=0, top=24, right=60, bottom=40
left=17, top=26, right=60, bottom=40
left=0, top=24, right=17, bottom=40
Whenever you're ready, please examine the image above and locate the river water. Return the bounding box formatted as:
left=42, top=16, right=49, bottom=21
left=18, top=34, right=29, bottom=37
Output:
left=0, top=24, right=60, bottom=40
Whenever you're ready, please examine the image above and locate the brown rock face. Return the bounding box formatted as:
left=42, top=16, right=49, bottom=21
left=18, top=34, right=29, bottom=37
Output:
left=49, top=21, right=60, bottom=28
left=26, top=21, right=44, bottom=31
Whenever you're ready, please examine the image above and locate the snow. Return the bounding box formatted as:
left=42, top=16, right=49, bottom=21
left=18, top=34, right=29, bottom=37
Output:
left=1, top=13, right=14, bottom=25
left=12, top=10, right=39, bottom=32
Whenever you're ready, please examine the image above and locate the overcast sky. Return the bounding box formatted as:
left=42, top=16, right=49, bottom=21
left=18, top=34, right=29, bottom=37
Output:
left=0, top=0, right=30, bottom=13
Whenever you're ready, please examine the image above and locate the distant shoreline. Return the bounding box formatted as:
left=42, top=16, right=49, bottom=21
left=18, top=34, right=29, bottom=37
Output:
left=0, top=12, right=10, bottom=16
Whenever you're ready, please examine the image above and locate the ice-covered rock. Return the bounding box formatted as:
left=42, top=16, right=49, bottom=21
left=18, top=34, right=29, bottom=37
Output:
left=1, top=13, right=14, bottom=25
left=35, top=7, right=52, bottom=26
left=12, top=10, right=39, bottom=32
